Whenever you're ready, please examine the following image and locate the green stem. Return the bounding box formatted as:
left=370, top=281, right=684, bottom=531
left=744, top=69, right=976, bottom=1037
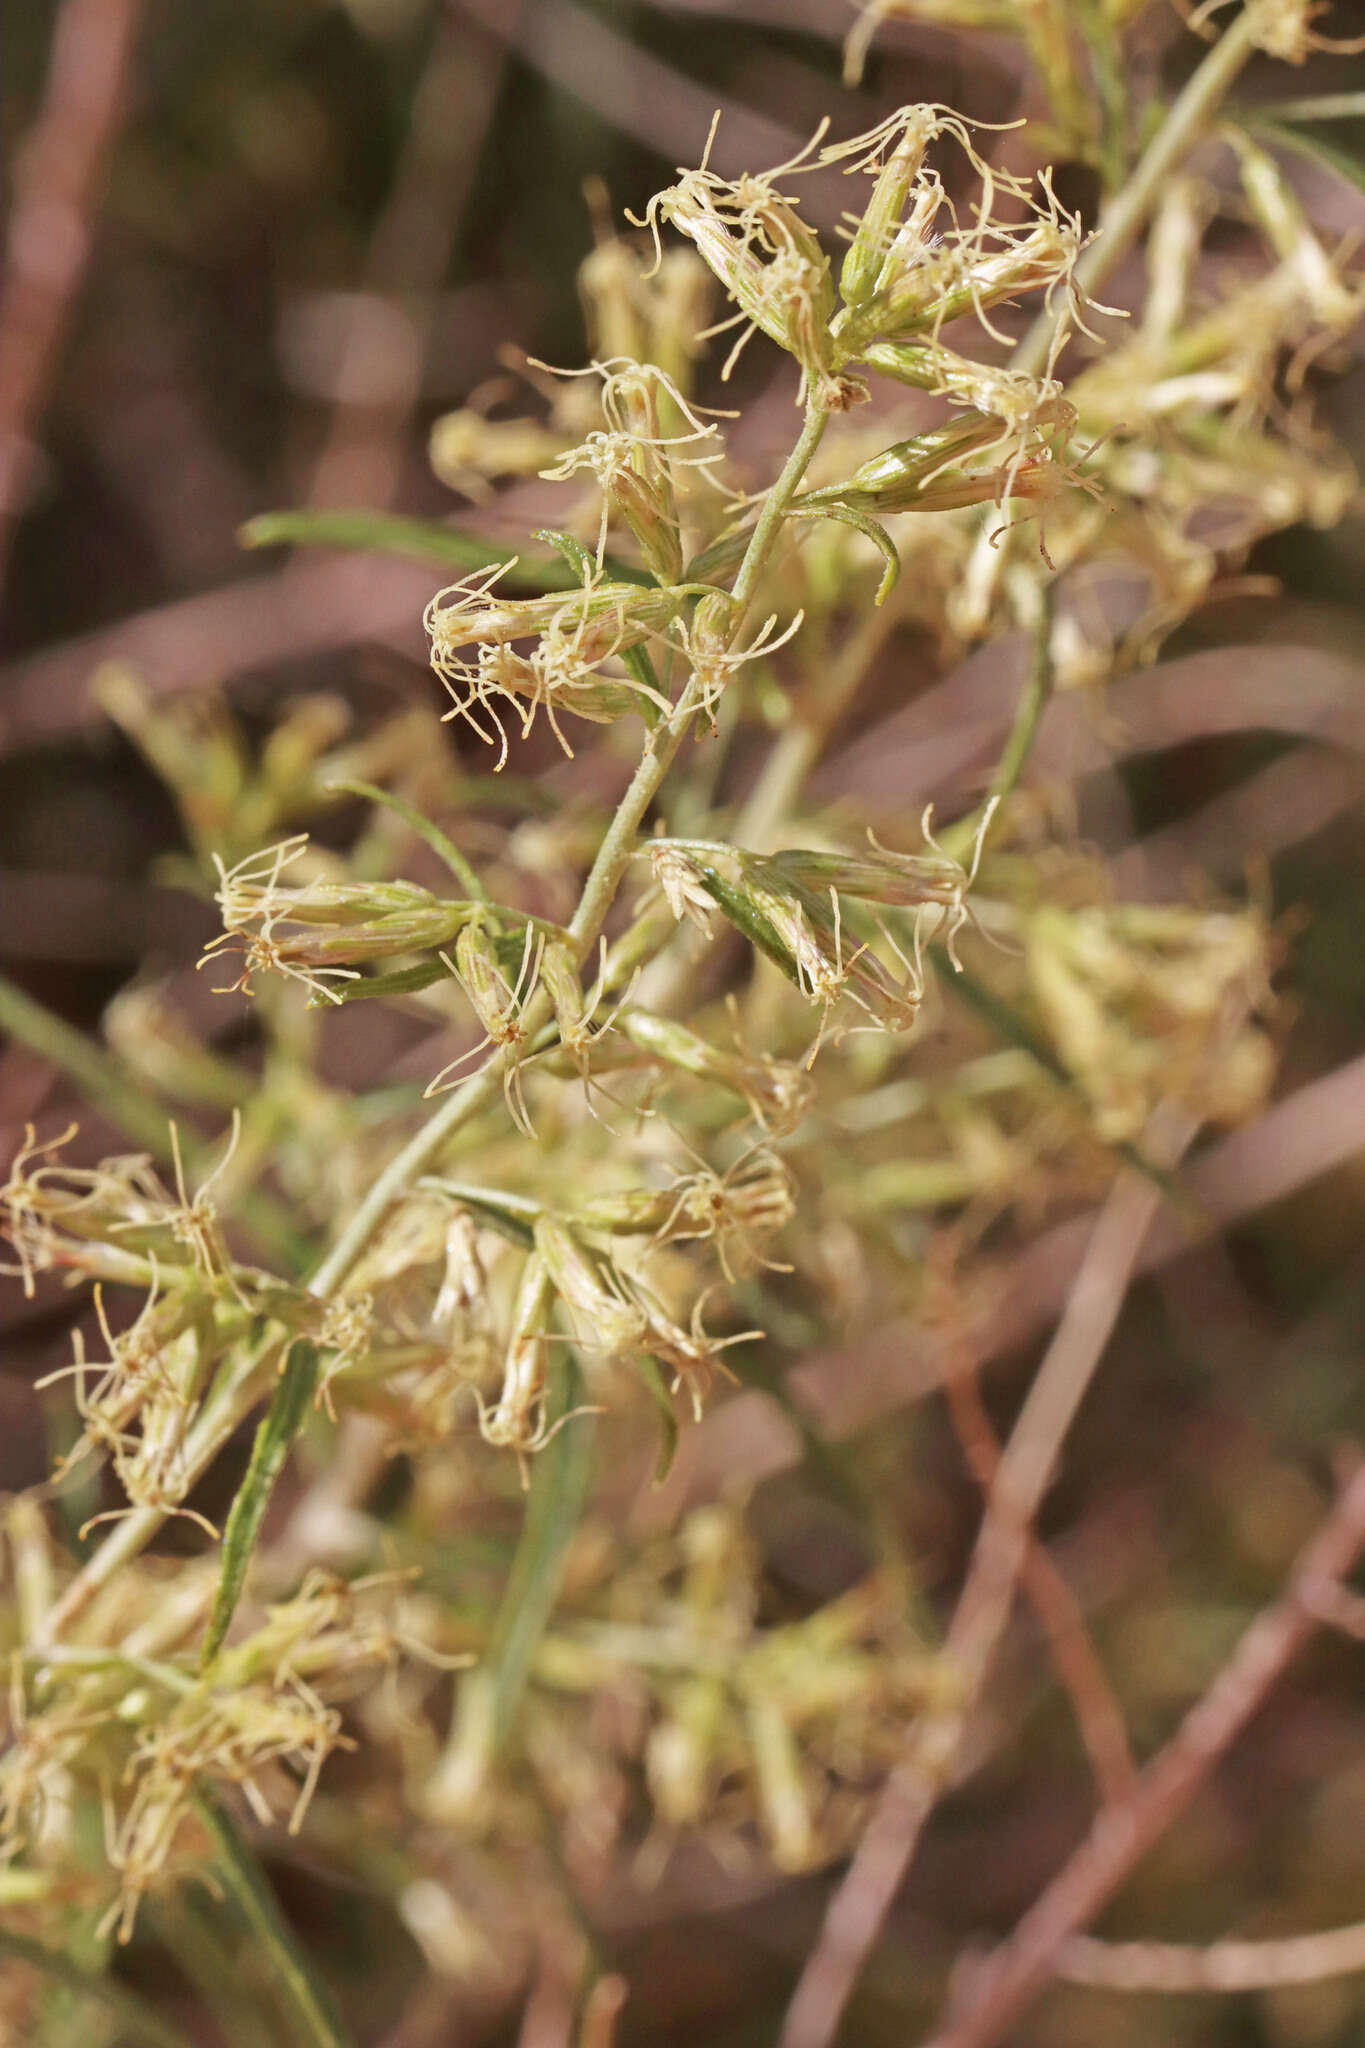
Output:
left=314, top=404, right=830, bottom=1301
left=1014, top=0, right=1274, bottom=380
left=733, top=406, right=830, bottom=611
left=195, top=1789, right=356, bottom=2048
left=987, top=599, right=1055, bottom=806
left=1248, top=91, right=1365, bottom=122
left=45, top=403, right=833, bottom=1639
left=940, top=588, right=1055, bottom=861
left=304, top=1063, right=499, bottom=1300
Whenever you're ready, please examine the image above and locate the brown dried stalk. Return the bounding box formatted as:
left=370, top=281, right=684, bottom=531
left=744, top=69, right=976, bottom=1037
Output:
left=1057, top=1920, right=1365, bottom=1996
left=928, top=1455, right=1365, bottom=2048
left=0, top=0, right=144, bottom=598
left=942, top=1358, right=1138, bottom=1808
left=778, top=1130, right=1186, bottom=2048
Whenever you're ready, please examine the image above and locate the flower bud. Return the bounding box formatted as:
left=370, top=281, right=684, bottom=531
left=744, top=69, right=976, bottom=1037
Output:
left=533, top=1213, right=649, bottom=1359
left=618, top=1008, right=815, bottom=1134
left=425, top=566, right=681, bottom=671
left=640, top=166, right=846, bottom=401
left=650, top=842, right=716, bottom=933
left=428, top=410, right=568, bottom=500
left=606, top=365, right=686, bottom=582
left=838, top=112, right=939, bottom=308
left=426, top=568, right=681, bottom=764
left=800, top=410, right=1017, bottom=514
left=204, top=837, right=477, bottom=1003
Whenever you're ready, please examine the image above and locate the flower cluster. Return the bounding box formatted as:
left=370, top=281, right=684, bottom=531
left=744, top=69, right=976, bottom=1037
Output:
left=4, top=64, right=1355, bottom=2025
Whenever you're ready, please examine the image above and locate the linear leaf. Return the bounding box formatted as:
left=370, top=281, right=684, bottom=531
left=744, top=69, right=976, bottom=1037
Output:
left=532, top=526, right=598, bottom=583
left=241, top=510, right=653, bottom=587
left=794, top=504, right=901, bottom=603
left=324, top=778, right=486, bottom=899
left=415, top=1177, right=541, bottom=1246
left=194, top=1790, right=355, bottom=2048
left=308, top=958, right=450, bottom=1008
left=635, top=1354, right=680, bottom=1484
left=240, top=509, right=547, bottom=577
left=201, top=1341, right=318, bottom=1667
left=1241, top=114, right=1365, bottom=194
left=487, top=1351, right=595, bottom=1743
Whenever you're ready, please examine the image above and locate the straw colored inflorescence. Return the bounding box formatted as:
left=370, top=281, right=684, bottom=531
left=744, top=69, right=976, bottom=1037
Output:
left=1, top=50, right=1358, bottom=2043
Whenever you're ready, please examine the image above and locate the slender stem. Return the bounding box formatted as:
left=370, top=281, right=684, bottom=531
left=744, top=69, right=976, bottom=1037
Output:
left=44, top=400, right=833, bottom=1636
left=732, top=405, right=829, bottom=616
left=930, top=1459, right=1365, bottom=2048
left=940, top=587, right=1055, bottom=861
left=317, top=404, right=830, bottom=1301
left=196, top=1789, right=356, bottom=2048
left=985, top=589, right=1056, bottom=809
left=304, top=1063, right=498, bottom=1300
left=778, top=1126, right=1187, bottom=2048
left=1058, top=1919, right=1365, bottom=1995
left=1013, top=0, right=1274, bottom=380
left=1248, top=90, right=1365, bottom=122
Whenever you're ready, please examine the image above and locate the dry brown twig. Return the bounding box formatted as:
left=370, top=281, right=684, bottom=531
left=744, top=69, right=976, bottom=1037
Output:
left=929, top=1455, right=1365, bottom=2048
left=452, top=0, right=809, bottom=174
left=940, top=1342, right=1138, bottom=1809
left=0, top=0, right=144, bottom=602
left=1057, top=1920, right=1365, bottom=1996
left=778, top=1116, right=1192, bottom=2048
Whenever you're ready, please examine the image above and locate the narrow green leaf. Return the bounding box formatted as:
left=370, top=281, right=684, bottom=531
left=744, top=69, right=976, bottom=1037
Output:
left=325, top=778, right=486, bottom=900
left=622, top=642, right=667, bottom=726
left=635, top=1354, right=680, bottom=1484
left=1241, top=114, right=1365, bottom=194
left=201, top=1342, right=318, bottom=1667
left=309, top=958, right=450, bottom=1008
left=415, top=1176, right=541, bottom=1246
left=242, top=510, right=651, bottom=588
left=193, top=1789, right=356, bottom=2048
left=532, top=526, right=598, bottom=583
left=1245, top=91, right=1365, bottom=125
left=240, top=509, right=542, bottom=577
left=794, top=504, right=900, bottom=604
left=487, top=1351, right=595, bottom=1743
left=0, top=1929, right=198, bottom=2048
left=530, top=526, right=654, bottom=588
left=698, top=866, right=805, bottom=989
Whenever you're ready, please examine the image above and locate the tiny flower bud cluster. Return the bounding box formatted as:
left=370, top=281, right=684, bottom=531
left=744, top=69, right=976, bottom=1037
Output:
left=425, top=562, right=680, bottom=767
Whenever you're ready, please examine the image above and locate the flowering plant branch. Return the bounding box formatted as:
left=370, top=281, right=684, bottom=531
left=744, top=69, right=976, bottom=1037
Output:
left=2, top=9, right=1362, bottom=2039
